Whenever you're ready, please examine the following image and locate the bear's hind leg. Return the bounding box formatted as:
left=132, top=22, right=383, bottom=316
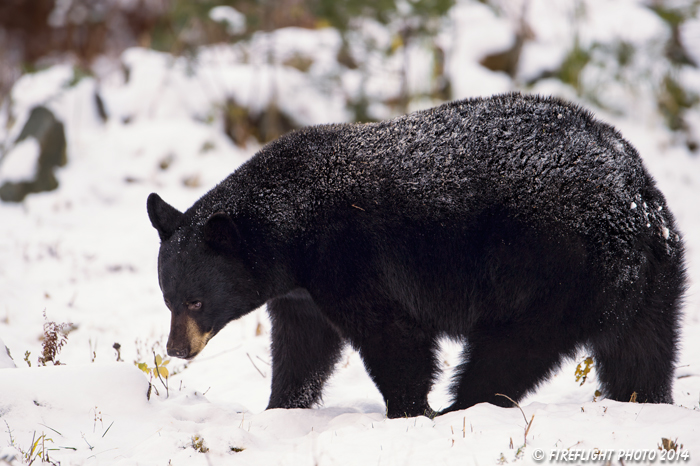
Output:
left=591, top=313, right=678, bottom=404
left=357, top=318, right=439, bottom=419
left=591, top=250, right=683, bottom=404
left=443, top=323, right=576, bottom=413
left=266, top=289, right=344, bottom=410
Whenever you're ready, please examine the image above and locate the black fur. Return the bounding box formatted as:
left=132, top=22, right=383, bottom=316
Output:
left=147, top=93, right=685, bottom=418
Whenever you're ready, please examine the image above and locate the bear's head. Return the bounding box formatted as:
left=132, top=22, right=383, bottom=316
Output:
left=147, top=193, right=266, bottom=360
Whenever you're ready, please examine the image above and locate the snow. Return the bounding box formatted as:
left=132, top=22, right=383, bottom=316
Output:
left=209, top=6, right=246, bottom=36
left=0, top=138, right=41, bottom=183
left=1, top=1, right=700, bottom=465
left=577, top=0, right=668, bottom=48
left=446, top=2, right=514, bottom=99
left=681, top=16, right=700, bottom=66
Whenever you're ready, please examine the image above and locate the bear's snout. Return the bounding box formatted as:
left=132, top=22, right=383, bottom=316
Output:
left=167, top=312, right=213, bottom=360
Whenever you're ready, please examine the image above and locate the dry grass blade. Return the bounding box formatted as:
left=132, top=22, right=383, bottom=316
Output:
left=495, top=393, right=535, bottom=447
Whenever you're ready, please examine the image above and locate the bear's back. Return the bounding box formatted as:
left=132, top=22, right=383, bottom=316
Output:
left=193, top=93, right=675, bottom=255
left=297, top=94, right=648, bottom=221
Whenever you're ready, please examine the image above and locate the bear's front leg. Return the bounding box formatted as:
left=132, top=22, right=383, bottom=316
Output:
left=266, top=289, right=344, bottom=410
left=357, top=318, right=439, bottom=419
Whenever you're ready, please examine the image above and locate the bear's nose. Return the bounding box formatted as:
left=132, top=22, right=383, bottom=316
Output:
left=167, top=347, right=189, bottom=359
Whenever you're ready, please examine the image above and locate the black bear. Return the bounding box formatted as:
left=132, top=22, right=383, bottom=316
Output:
left=147, top=93, right=685, bottom=419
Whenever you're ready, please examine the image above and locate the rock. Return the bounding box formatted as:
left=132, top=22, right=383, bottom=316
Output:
left=0, top=105, right=67, bottom=202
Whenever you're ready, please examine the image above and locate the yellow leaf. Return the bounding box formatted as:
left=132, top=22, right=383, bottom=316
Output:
left=315, top=19, right=331, bottom=29
left=390, top=35, right=403, bottom=53
left=155, top=355, right=163, bottom=366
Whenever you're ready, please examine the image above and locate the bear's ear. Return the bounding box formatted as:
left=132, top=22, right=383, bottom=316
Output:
left=147, top=193, right=184, bottom=241
left=203, top=212, right=241, bottom=253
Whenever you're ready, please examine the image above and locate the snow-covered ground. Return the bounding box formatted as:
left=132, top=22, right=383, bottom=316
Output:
left=1, top=1, right=700, bottom=464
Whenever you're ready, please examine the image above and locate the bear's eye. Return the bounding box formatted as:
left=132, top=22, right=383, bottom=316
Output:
left=187, top=301, right=202, bottom=311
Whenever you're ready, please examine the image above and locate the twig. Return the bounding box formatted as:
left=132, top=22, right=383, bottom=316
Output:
left=153, top=352, right=169, bottom=398
left=86, top=447, right=119, bottom=460
left=38, top=424, right=62, bottom=437
left=89, top=338, right=97, bottom=363
left=495, top=393, right=535, bottom=446
left=524, top=414, right=535, bottom=440
left=255, top=355, right=271, bottom=366
left=81, top=433, right=93, bottom=450
left=113, top=342, right=122, bottom=362
left=27, top=431, right=36, bottom=465
left=102, top=421, right=114, bottom=438
left=246, top=352, right=266, bottom=378
left=149, top=374, right=160, bottom=397
left=495, top=393, right=527, bottom=424
left=4, top=420, right=14, bottom=446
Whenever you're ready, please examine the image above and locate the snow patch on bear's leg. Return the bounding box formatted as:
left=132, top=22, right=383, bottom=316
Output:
left=266, top=289, right=345, bottom=410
